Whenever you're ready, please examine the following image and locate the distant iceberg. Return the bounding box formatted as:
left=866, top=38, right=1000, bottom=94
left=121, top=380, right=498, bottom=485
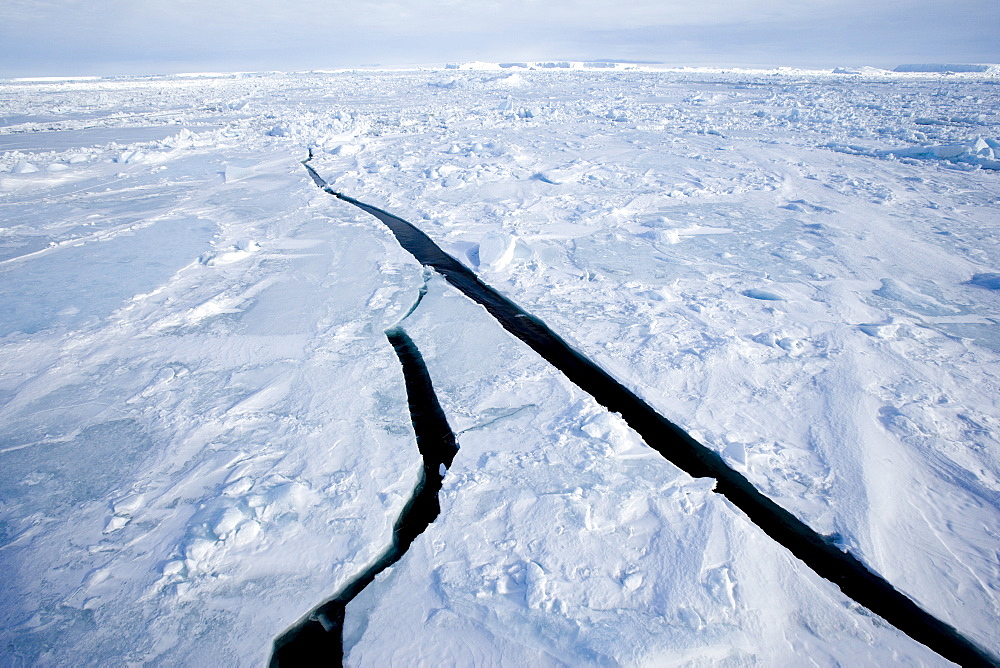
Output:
left=894, top=63, right=998, bottom=73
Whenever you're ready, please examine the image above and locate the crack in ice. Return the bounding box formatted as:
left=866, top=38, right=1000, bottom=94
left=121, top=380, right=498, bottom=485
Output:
left=297, top=158, right=998, bottom=667
left=270, top=292, right=458, bottom=666
left=390, top=267, right=432, bottom=329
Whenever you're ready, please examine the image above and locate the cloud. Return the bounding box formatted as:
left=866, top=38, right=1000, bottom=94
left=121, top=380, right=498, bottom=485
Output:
left=1, top=0, right=997, bottom=76
left=573, top=1, right=1000, bottom=68
left=5, top=0, right=968, bottom=35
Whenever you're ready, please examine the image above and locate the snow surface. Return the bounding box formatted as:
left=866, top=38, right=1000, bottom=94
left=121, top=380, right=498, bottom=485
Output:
left=1, top=65, right=999, bottom=665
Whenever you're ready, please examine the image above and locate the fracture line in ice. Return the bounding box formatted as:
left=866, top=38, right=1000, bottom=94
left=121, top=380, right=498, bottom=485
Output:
left=301, top=158, right=998, bottom=668
left=270, top=288, right=458, bottom=666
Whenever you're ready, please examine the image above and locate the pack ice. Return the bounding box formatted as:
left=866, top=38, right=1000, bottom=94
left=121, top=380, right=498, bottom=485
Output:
left=1, top=64, right=998, bottom=665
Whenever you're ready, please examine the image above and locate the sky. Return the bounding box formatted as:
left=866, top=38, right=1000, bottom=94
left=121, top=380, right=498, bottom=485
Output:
left=1, top=0, right=998, bottom=77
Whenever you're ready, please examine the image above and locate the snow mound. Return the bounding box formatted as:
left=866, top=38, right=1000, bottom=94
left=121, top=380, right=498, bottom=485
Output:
left=478, top=230, right=517, bottom=270
left=12, top=161, right=39, bottom=174
left=535, top=161, right=590, bottom=184
left=428, top=78, right=458, bottom=89
left=496, top=99, right=540, bottom=119
left=494, top=73, right=526, bottom=87
left=880, top=137, right=1000, bottom=170
left=200, top=240, right=261, bottom=266
left=115, top=150, right=145, bottom=164
left=829, top=137, right=1000, bottom=170
left=159, top=128, right=216, bottom=149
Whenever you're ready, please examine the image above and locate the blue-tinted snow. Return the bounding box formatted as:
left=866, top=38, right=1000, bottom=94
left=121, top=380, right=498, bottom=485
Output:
left=1, top=66, right=998, bottom=665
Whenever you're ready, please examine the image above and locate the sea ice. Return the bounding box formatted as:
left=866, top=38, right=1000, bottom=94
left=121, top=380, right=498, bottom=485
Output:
left=1, top=65, right=997, bottom=665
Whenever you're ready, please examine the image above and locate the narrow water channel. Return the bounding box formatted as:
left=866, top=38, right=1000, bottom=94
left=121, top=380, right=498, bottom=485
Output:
left=302, top=159, right=997, bottom=667
left=270, top=327, right=458, bottom=667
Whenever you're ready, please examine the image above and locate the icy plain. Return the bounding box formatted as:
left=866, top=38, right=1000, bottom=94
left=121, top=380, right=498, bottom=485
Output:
left=1, top=64, right=998, bottom=665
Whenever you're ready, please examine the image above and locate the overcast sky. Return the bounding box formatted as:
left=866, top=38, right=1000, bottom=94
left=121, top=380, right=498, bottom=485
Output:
left=2, top=0, right=997, bottom=77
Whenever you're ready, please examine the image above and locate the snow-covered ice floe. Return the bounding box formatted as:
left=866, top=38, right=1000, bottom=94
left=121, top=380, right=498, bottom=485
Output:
left=1, top=66, right=999, bottom=665
left=829, top=136, right=1000, bottom=171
